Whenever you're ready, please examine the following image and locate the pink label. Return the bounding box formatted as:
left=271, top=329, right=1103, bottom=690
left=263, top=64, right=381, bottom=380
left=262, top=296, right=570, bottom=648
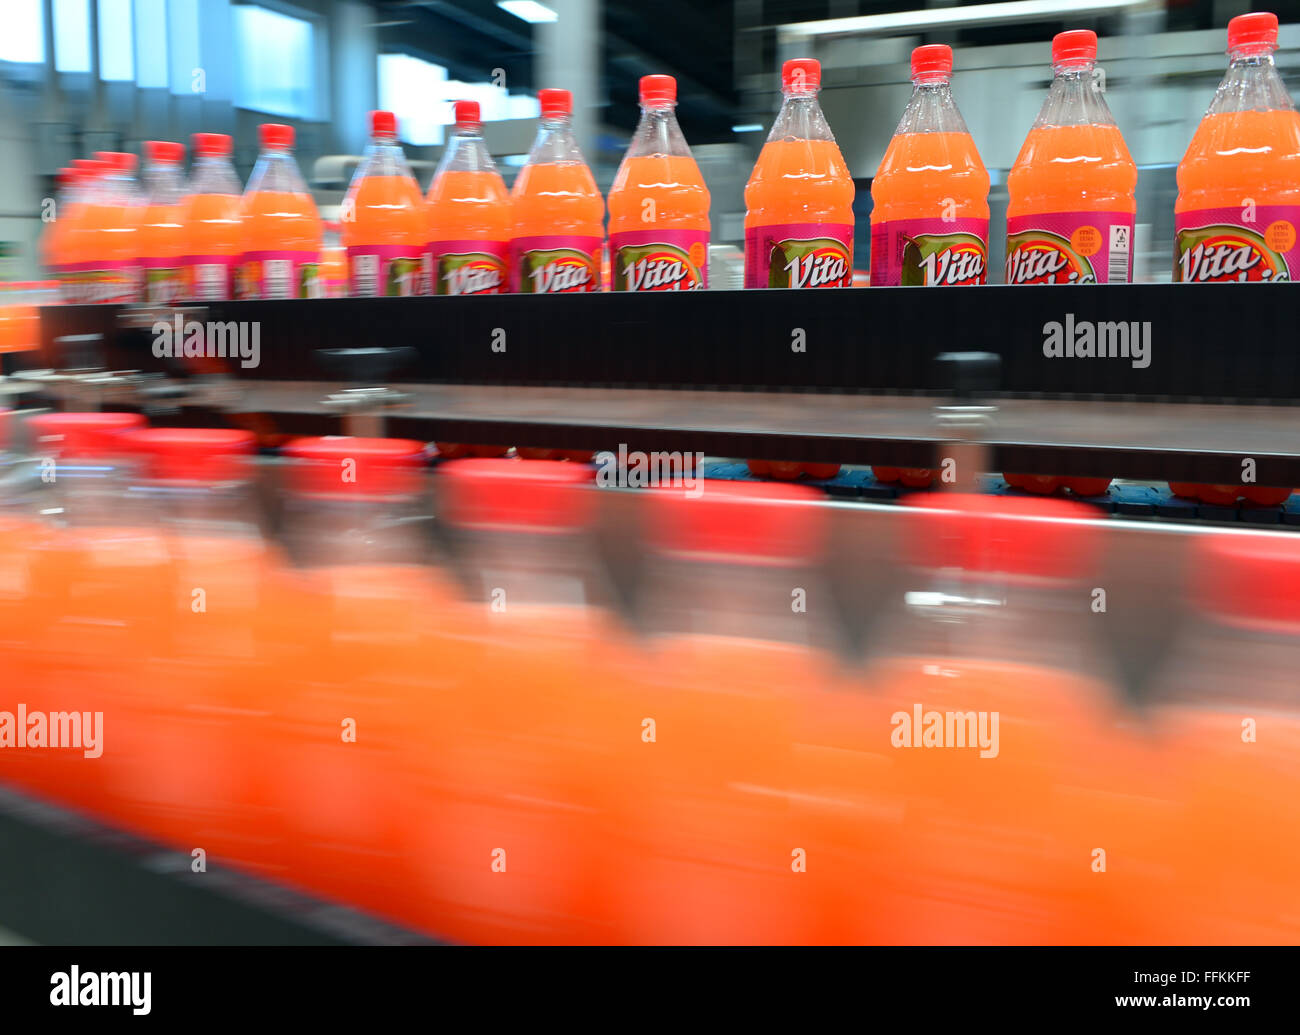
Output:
left=141, top=259, right=185, bottom=304
left=1006, top=212, right=1133, bottom=284
left=1174, top=206, right=1299, bottom=283
left=238, top=249, right=323, bottom=300
left=186, top=255, right=238, bottom=301
left=426, top=239, right=508, bottom=296
left=870, top=217, right=989, bottom=286
left=60, top=260, right=140, bottom=304
left=744, top=223, right=852, bottom=289
left=512, top=235, right=602, bottom=294
left=348, top=244, right=423, bottom=297
left=610, top=229, right=709, bottom=291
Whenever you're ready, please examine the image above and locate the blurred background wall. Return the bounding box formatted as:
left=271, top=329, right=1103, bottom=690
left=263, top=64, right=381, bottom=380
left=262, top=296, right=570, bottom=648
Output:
left=2, top=0, right=1298, bottom=279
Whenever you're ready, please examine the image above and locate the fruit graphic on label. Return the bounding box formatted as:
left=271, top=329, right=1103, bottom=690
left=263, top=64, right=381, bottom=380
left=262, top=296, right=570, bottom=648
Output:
left=385, top=257, right=422, bottom=296
left=1005, top=230, right=1097, bottom=285
left=614, top=243, right=704, bottom=291
left=900, top=232, right=987, bottom=286
left=434, top=252, right=506, bottom=296
left=519, top=248, right=597, bottom=294
left=766, top=238, right=851, bottom=289
left=300, top=263, right=320, bottom=298
left=1174, top=224, right=1290, bottom=283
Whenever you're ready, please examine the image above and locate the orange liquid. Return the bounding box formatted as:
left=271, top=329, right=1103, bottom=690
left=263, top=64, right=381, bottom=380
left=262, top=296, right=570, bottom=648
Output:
left=1008, top=124, right=1136, bottom=217
left=182, top=191, right=242, bottom=299
left=239, top=189, right=323, bottom=298
left=510, top=162, right=603, bottom=238
left=137, top=201, right=186, bottom=303
left=608, top=154, right=709, bottom=234
left=427, top=169, right=510, bottom=241
left=872, top=131, right=989, bottom=223
left=63, top=192, right=140, bottom=302
left=1177, top=108, right=1300, bottom=212
left=341, top=174, right=425, bottom=249
left=744, top=138, right=853, bottom=229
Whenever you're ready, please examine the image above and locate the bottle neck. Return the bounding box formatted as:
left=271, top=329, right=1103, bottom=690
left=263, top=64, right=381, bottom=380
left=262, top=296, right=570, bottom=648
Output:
left=768, top=92, right=834, bottom=143
left=249, top=147, right=308, bottom=194
left=191, top=154, right=241, bottom=195
left=436, top=127, right=498, bottom=176
left=143, top=163, right=185, bottom=205
left=628, top=104, right=692, bottom=159
left=896, top=80, right=971, bottom=135
left=1210, top=50, right=1295, bottom=114
left=528, top=118, right=585, bottom=165
left=354, top=136, right=416, bottom=182
left=453, top=527, right=611, bottom=612
left=285, top=492, right=429, bottom=569
left=1033, top=62, right=1115, bottom=128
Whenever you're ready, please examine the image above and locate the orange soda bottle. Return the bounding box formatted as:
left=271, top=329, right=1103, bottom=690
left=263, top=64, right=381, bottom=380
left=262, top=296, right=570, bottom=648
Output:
left=238, top=123, right=323, bottom=299
left=137, top=141, right=188, bottom=304
left=342, top=110, right=426, bottom=297
left=62, top=152, right=141, bottom=304
left=1002, top=30, right=1135, bottom=497
left=320, top=221, right=348, bottom=298
left=510, top=89, right=604, bottom=294
left=871, top=45, right=989, bottom=287
left=182, top=133, right=244, bottom=301
left=744, top=58, right=853, bottom=290
left=608, top=74, right=710, bottom=290
left=39, top=168, right=80, bottom=291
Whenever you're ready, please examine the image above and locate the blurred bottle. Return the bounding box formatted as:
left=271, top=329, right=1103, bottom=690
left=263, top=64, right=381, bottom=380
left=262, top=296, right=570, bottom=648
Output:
left=426, top=101, right=510, bottom=296
left=743, top=58, right=853, bottom=290
left=182, top=133, right=244, bottom=302
left=1144, top=533, right=1300, bottom=944
left=408, top=459, right=622, bottom=944
left=270, top=436, right=451, bottom=917
left=342, top=111, right=426, bottom=297
left=60, top=159, right=104, bottom=303
left=137, top=141, right=188, bottom=305
left=321, top=220, right=348, bottom=298
left=871, top=45, right=989, bottom=287
left=860, top=494, right=1140, bottom=943
left=20, top=412, right=163, bottom=813
left=107, top=429, right=279, bottom=868
left=61, top=152, right=142, bottom=304
left=608, top=75, right=710, bottom=291
left=510, top=89, right=604, bottom=294
left=1172, top=13, right=1295, bottom=506
left=619, top=481, right=838, bottom=944
left=39, top=168, right=80, bottom=291
left=238, top=123, right=323, bottom=299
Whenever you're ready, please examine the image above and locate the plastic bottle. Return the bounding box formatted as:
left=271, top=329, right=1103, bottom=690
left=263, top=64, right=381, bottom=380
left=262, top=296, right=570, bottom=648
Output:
left=1006, top=31, right=1136, bottom=286
left=238, top=123, right=323, bottom=299
left=510, top=89, right=604, bottom=294
left=182, top=133, right=244, bottom=301
left=341, top=110, right=426, bottom=297
left=871, top=45, right=990, bottom=287
left=1175, top=12, right=1300, bottom=284
left=743, top=58, right=854, bottom=290
left=39, top=168, right=80, bottom=289
left=425, top=100, right=510, bottom=296
left=608, top=74, right=711, bottom=291
left=320, top=221, right=348, bottom=298
left=61, top=152, right=142, bottom=304
left=137, top=141, right=188, bottom=305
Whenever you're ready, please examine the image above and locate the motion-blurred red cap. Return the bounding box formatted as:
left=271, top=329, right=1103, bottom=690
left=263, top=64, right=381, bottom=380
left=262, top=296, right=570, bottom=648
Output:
left=96, top=151, right=137, bottom=174
left=260, top=123, right=294, bottom=150
left=283, top=436, right=427, bottom=496
left=539, top=89, right=572, bottom=118
left=1198, top=533, right=1300, bottom=628
left=131, top=428, right=255, bottom=483
left=911, top=44, right=953, bottom=83
left=1228, top=12, right=1278, bottom=54
left=193, top=132, right=232, bottom=157
left=370, top=110, right=397, bottom=138
left=782, top=58, right=820, bottom=94
left=648, top=480, right=827, bottom=566
left=55, top=167, right=76, bottom=186
left=439, top=458, right=595, bottom=534
left=27, top=412, right=148, bottom=458
left=454, top=100, right=481, bottom=126
left=1052, top=30, right=1097, bottom=68
left=144, top=140, right=185, bottom=164
left=904, top=493, right=1097, bottom=579
left=73, top=158, right=105, bottom=177
left=640, top=74, right=676, bottom=105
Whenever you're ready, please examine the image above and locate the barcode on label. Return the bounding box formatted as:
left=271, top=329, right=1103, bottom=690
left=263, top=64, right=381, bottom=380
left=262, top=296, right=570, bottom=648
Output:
left=1108, top=224, right=1131, bottom=283
left=265, top=258, right=293, bottom=299
left=353, top=253, right=379, bottom=296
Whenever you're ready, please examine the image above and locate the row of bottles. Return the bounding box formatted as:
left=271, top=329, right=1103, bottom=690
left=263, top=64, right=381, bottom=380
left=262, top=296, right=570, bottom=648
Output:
left=0, top=411, right=1295, bottom=943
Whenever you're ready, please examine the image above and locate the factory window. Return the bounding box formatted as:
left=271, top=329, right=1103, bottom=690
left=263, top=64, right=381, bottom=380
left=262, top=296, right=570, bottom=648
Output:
left=99, top=0, right=135, bottom=81
left=378, top=53, right=450, bottom=146
left=54, top=0, right=92, bottom=73
left=0, top=0, right=45, bottom=64
left=133, top=0, right=168, bottom=88
left=234, top=4, right=317, bottom=118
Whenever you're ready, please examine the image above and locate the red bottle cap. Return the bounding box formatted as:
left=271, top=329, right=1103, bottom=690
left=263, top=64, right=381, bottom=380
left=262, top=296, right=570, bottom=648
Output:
left=911, top=44, right=953, bottom=84
left=1198, top=533, right=1300, bottom=628
left=144, top=140, right=185, bottom=164
left=648, top=480, right=827, bottom=566
left=260, top=123, right=294, bottom=150
left=782, top=58, right=820, bottom=94
left=283, top=436, right=427, bottom=497
left=131, top=428, right=256, bottom=483
left=27, top=412, right=148, bottom=458
left=55, top=167, right=75, bottom=187
left=1227, top=11, right=1278, bottom=55
left=539, top=89, right=572, bottom=118
left=439, top=458, right=595, bottom=534
left=96, top=151, right=137, bottom=174
left=1052, top=30, right=1097, bottom=69
left=193, top=132, right=233, bottom=157
left=73, top=158, right=105, bottom=178
left=454, top=100, right=481, bottom=126
left=370, top=110, right=397, bottom=138
left=640, top=74, right=676, bottom=105
left=904, top=493, right=1098, bottom=580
